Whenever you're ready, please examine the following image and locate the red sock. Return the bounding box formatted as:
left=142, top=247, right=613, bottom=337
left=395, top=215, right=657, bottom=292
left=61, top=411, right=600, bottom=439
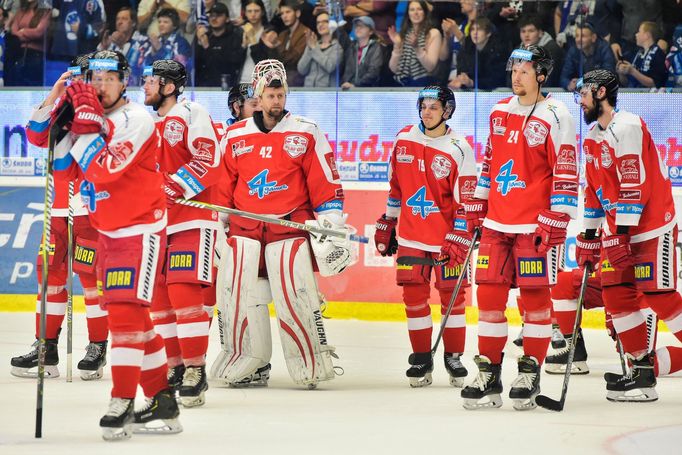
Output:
left=520, top=287, right=552, bottom=365
left=140, top=316, right=169, bottom=398
left=439, top=288, right=466, bottom=354
left=551, top=271, right=578, bottom=334
left=34, top=267, right=68, bottom=340
left=150, top=283, right=182, bottom=368
left=81, top=273, right=108, bottom=342
left=169, top=283, right=210, bottom=366
left=403, top=284, right=432, bottom=353
left=202, top=284, right=216, bottom=328
left=108, top=303, right=146, bottom=398
left=477, top=283, right=509, bottom=364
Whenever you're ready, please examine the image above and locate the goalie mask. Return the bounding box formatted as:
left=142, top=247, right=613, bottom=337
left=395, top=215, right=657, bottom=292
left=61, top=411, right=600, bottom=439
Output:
left=250, top=59, right=288, bottom=98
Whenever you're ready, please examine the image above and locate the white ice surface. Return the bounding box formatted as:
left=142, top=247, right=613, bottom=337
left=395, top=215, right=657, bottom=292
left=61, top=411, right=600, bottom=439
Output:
left=1, top=312, right=681, bottom=455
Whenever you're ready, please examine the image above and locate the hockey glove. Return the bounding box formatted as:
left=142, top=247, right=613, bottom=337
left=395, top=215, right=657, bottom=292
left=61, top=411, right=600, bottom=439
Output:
left=533, top=209, right=570, bottom=254
left=602, top=234, right=634, bottom=270
left=463, top=198, right=487, bottom=233
left=374, top=214, right=398, bottom=256
left=440, top=230, right=473, bottom=268
left=163, top=173, right=185, bottom=207
left=575, top=233, right=601, bottom=268
left=62, top=81, right=105, bottom=135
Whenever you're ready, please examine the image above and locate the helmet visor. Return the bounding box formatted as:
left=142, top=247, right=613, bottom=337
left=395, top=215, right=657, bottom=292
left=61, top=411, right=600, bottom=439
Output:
left=506, top=48, right=534, bottom=72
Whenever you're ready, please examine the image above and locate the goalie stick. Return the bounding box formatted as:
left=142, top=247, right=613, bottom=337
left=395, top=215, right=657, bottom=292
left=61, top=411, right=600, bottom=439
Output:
left=535, top=264, right=591, bottom=412
left=175, top=198, right=369, bottom=244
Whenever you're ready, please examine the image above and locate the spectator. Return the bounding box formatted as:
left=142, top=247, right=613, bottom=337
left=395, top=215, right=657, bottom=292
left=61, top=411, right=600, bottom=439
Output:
left=554, top=0, right=595, bottom=47
left=666, top=25, right=682, bottom=88
left=439, top=0, right=477, bottom=84
left=519, top=15, right=564, bottom=87
left=450, top=16, right=508, bottom=90
left=343, top=0, right=395, bottom=42
left=388, top=0, right=441, bottom=87
left=610, top=0, right=663, bottom=63
left=49, top=0, right=106, bottom=60
left=560, top=22, right=615, bottom=90
left=6, top=0, right=50, bottom=86
left=195, top=2, right=245, bottom=87
left=250, top=23, right=281, bottom=64
left=137, top=0, right=189, bottom=36
left=144, top=8, right=192, bottom=69
left=341, top=16, right=383, bottom=89
left=99, top=6, right=149, bottom=85
left=276, top=0, right=311, bottom=87
left=616, top=21, right=668, bottom=88
left=239, top=0, right=267, bottom=83
left=487, top=1, right=557, bottom=50
left=297, top=11, right=342, bottom=87
left=0, top=9, right=6, bottom=85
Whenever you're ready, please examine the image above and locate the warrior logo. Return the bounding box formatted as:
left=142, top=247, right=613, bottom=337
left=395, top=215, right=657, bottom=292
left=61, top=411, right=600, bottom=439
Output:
left=283, top=135, right=308, bottom=158
left=524, top=120, right=548, bottom=147
left=431, top=155, right=452, bottom=179
left=164, top=119, right=184, bottom=146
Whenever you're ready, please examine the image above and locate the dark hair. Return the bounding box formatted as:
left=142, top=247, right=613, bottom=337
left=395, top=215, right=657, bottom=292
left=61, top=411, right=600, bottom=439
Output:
left=471, top=16, right=493, bottom=35
left=117, top=6, right=137, bottom=25
left=157, top=7, right=180, bottom=29
left=518, top=15, right=543, bottom=32
left=243, top=0, right=268, bottom=26
left=400, top=0, right=436, bottom=40
left=280, top=0, right=301, bottom=13
left=19, top=0, right=50, bottom=29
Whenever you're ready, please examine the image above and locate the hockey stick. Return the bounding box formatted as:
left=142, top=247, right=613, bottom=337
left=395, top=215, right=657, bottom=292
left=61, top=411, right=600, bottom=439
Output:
left=429, top=228, right=480, bottom=357
left=536, top=264, right=591, bottom=412
left=175, top=198, right=369, bottom=244
left=397, top=256, right=449, bottom=267
left=616, top=337, right=628, bottom=377
left=66, top=181, right=74, bottom=382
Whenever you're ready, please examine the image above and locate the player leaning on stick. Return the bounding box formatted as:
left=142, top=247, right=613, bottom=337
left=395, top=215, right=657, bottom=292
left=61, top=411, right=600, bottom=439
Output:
left=214, top=59, right=352, bottom=389
left=51, top=50, right=181, bottom=441
left=11, top=53, right=109, bottom=381
left=374, top=85, right=477, bottom=388
left=461, top=45, right=578, bottom=411
left=575, top=69, right=682, bottom=402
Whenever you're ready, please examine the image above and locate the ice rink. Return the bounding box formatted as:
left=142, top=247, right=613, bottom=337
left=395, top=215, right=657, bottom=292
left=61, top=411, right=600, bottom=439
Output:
left=1, top=311, right=681, bottom=455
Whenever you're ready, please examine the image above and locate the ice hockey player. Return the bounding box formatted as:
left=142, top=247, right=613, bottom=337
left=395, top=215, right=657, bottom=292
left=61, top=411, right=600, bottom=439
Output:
left=49, top=50, right=180, bottom=440
left=373, top=85, right=477, bottom=388
left=461, top=45, right=578, bottom=410
left=12, top=53, right=109, bottom=381
left=214, top=59, right=352, bottom=389
left=575, top=68, right=682, bottom=402
left=142, top=59, right=223, bottom=407
left=227, top=83, right=260, bottom=126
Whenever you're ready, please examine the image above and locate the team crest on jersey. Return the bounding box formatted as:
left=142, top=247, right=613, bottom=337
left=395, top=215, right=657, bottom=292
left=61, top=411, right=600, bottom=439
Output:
left=108, top=141, right=134, bottom=169
left=460, top=177, right=477, bottom=199
left=192, top=137, right=215, bottom=162
left=523, top=121, right=548, bottom=147
left=600, top=142, right=613, bottom=168
left=431, top=155, right=452, bottom=180
left=619, top=155, right=640, bottom=183
left=396, top=146, right=414, bottom=163
left=492, top=117, right=506, bottom=135
left=232, top=139, right=253, bottom=157
left=283, top=135, right=308, bottom=158
left=164, top=119, right=185, bottom=146
left=556, top=146, right=577, bottom=175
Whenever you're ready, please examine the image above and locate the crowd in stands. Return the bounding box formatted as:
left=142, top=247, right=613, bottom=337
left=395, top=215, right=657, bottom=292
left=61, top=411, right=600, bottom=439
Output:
left=0, top=0, right=681, bottom=89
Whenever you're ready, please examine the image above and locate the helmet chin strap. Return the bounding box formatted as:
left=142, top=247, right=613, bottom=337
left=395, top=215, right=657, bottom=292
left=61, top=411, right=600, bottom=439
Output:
left=419, top=113, right=446, bottom=132
left=152, top=81, right=176, bottom=111
left=101, top=88, right=126, bottom=110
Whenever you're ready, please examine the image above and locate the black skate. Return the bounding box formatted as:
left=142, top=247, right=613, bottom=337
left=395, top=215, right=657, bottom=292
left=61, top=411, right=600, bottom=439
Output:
left=509, top=356, right=540, bottom=411
left=461, top=355, right=503, bottom=410
left=133, top=388, right=183, bottom=435
left=444, top=353, right=467, bottom=388
left=406, top=352, right=434, bottom=388
left=545, top=329, right=589, bottom=375
left=78, top=341, right=107, bottom=380
left=100, top=398, right=134, bottom=441
left=606, top=353, right=658, bottom=402
left=551, top=324, right=567, bottom=349
left=179, top=365, right=208, bottom=407
left=10, top=338, right=59, bottom=378
left=512, top=327, right=523, bottom=348
left=167, top=364, right=186, bottom=399
left=228, top=363, right=271, bottom=388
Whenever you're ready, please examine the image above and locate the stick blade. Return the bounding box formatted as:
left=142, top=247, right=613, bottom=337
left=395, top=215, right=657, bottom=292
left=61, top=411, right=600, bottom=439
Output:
left=535, top=394, right=564, bottom=412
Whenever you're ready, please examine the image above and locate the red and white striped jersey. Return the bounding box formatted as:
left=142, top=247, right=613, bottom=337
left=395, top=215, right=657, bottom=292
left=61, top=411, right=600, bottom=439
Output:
left=474, top=95, right=578, bottom=233
left=386, top=124, right=477, bottom=252
left=583, top=110, right=676, bottom=243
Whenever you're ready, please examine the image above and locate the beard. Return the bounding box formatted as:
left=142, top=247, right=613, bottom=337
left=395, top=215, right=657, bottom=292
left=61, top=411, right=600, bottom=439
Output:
left=583, top=103, right=599, bottom=124
left=264, top=106, right=283, bottom=119
left=512, top=86, right=527, bottom=97
left=144, top=93, right=162, bottom=108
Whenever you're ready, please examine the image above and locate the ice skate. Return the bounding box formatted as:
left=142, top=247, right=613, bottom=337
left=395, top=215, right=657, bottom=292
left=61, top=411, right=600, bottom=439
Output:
left=551, top=324, right=567, bottom=349
left=444, top=353, right=467, bottom=387
left=100, top=398, right=134, bottom=442
left=167, top=364, right=185, bottom=399
left=78, top=341, right=107, bottom=380
left=179, top=365, right=208, bottom=407
left=133, top=388, right=183, bottom=434
left=606, top=353, right=658, bottom=402
left=545, top=329, right=589, bottom=375
left=509, top=356, right=540, bottom=411
left=461, top=355, right=503, bottom=410
left=228, top=363, right=271, bottom=388
left=10, top=338, right=59, bottom=379
left=512, top=326, right=523, bottom=348
left=406, top=352, right=433, bottom=388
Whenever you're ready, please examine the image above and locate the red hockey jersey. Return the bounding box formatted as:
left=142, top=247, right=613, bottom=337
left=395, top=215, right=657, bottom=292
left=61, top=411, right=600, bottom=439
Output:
left=156, top=100, right=223, bottom=234
left=386, top=124, right=477, bottom=252
left=220, top=112, right=343, bottom=218
left=583, top=110, right=676, bottom=243
left=474, top=95, right=578, bottom=233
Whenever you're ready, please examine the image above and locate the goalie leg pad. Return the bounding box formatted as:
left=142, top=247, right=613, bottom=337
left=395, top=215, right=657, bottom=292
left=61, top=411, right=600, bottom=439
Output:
left=265, top=237, right=337, bottom=387
left=211, top=236, right=273, bottom=384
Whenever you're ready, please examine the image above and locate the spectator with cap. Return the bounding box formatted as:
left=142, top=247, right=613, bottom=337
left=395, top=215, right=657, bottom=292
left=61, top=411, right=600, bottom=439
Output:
left=277, top=0, right=311, bottom=86
left=341, top=15, right=384, bottom=89
left=560, top=21, right=615, bottom=91
left=195, top=1, right=245, bottom=87
left=144, top=8, right=192, bottom=69
left=343, top=0, right=395, bottom=42
left=617, top=21, right=668, bottom=88
left=518, top=14, right=563, bottom=87
left=297, top=10, right=343, bottom=87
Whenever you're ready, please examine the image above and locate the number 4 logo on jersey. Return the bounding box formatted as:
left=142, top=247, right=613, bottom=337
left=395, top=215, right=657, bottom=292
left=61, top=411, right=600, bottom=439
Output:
left=406, top=186, right=440, bottom=220
left=495, top=159, right=526, bottom=196
left=247, top=169, right=288, bottom=199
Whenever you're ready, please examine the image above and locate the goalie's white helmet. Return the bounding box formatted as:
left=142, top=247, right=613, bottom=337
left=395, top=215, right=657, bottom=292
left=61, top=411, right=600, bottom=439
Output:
left=251, top=59, right=288, bottom=98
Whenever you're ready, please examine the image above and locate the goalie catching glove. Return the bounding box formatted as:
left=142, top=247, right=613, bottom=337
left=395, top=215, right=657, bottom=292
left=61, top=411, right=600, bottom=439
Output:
left=305, top=214, right=352, bottom=277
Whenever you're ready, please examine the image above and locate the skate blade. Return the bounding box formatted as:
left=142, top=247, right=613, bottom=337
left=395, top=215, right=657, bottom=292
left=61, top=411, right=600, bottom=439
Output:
left=101, top=424, right=132, bottom=442
left=228, top=379, right=269, bottom=388
left=180, top=392, right=206, bottom=408
left=132, top=419, right=183, bottom=435
left=80, top=367, right=104, bottom=381
left=462, top=394, right=502, bottom=410
left=544, top=361, right=589, bottom=375
left=409, top=373, right=433, bottom=388
left=10, top=365, right=59, bottom=379
left=606, top=388, right=658, bottom=403
left=448, top=376, right=466, bottom=388
left=306, top=383, right=318, bottom=390
left=512, top=395, right=539, bottom=411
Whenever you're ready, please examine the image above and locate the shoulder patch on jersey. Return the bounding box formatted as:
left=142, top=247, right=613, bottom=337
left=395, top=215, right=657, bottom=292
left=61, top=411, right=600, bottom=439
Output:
left=556, top=145, right=577, bottom=175
left=164, top=119, right=185, bottom=146
left=619, top=155, right=641, bottom=184
left=431, top=155, right=452, bottom=180
left=283, top=134, right=309, bottom=158
left=491, top=116, right=506, bottom=135
left=191, top=137, right=215, bottom=162
left=231, top=139, right=253, bottom=157
left=523, top=120, right=549, bottom=147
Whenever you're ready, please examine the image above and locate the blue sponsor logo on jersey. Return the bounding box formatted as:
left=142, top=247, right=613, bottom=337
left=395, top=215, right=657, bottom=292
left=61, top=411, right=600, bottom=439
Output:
left=247, top=169, right=289, bottom=199
left=596, top=187, right=617, bottom=213
left=634, top=262, right=654, bottom=281
left=495, top=159, right=526, bottom=196
left=105, top=268, right=135, bottom=290
left=406, top=186, right=440, bottom=220
left=518, top=258, right=546, bottom=277
left=169, top=252, right=195, bottom=271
